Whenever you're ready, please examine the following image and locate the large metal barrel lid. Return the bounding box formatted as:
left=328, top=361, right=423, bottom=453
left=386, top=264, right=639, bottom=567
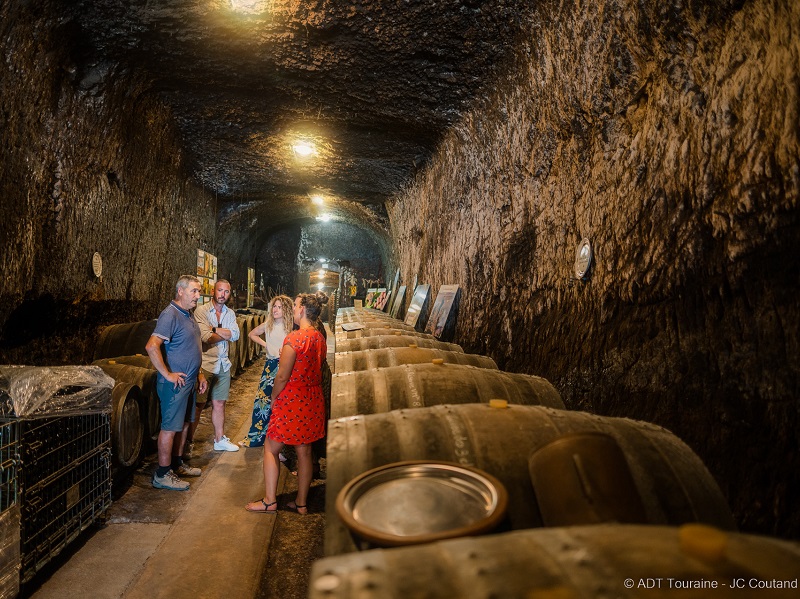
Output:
left=336, top=460, right=508, bottom=547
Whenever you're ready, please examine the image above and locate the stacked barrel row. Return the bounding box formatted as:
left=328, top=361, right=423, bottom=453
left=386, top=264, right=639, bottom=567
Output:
left=90, top=309, right=267, bottom=470
left=311, top=306, right=800, bottom=597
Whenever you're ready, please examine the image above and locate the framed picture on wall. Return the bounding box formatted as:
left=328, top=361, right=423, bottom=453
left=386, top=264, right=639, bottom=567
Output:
left=196, top=249, right=217, bottom=302
left=425, top=284, right=461, bottom=341
left=404, top=284, right=431, bottom=331
left=196, top=249, right=205, bottom=276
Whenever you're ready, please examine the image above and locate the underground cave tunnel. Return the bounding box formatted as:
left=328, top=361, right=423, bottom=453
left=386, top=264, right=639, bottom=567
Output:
left=1, top=0, right=799, bottom=597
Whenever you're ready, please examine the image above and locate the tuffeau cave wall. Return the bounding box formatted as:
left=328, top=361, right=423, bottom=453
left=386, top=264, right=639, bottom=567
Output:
left=0, top=4, right=217, bottom=365
left=389, top=0, right=800, bottom=538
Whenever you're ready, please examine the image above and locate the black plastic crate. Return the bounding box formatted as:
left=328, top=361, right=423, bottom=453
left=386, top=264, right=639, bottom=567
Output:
left=0, top=421, right=18, bottom=512
left=18, top=413, right=110, bottom=488
left=19, top=446, right=111, bottom=583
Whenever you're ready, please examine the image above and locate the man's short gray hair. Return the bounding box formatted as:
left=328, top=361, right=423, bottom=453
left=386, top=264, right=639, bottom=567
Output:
left=176, top=275, right=201, bottom=297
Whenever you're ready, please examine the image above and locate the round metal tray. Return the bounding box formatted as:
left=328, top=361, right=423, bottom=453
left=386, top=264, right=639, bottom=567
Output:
left=336, top=460, right=508, bottom=547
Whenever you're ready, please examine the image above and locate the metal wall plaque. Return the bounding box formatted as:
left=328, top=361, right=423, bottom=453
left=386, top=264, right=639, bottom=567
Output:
left=92, top=252, right=103, bottom=278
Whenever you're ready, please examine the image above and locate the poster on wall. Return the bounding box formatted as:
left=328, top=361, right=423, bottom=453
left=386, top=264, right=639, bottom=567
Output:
left=247, top=268, right=255, bottom=308
left=425, top=285, right=461, bottom=340
left=196, top=249, right=218, bottom=305
left=404, top=284, right=431, bottom=331
left=390, top=285, right=407, bottom=319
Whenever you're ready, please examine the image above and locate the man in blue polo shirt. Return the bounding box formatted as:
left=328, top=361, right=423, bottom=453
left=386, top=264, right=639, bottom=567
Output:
left=146, top=275, right=208, bottom=491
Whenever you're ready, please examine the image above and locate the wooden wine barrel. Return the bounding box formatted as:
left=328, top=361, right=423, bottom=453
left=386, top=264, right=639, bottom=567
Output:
left=248, top=314, right=260, bottom=361
left=95, top=361, right=161, bottom=446
left=93, top=354, right=153, bottom=370
left=235, top=316, right=249, bottom=367
left=335, top=320, right=417, bottom=333
left=110, top=382, right=144, bottom=468
left=93, top=320, right=157, bottom=361
left=336, top=335, right=463, bottom=354
left=337, top=313, right=399, bottom=324
left=235, top=316, right=248, bottom=372
left=252, top=313, right=266, bottom=361
left=335, top=347, right=497, bottom=374
left=312, top=524, right=800, bottom=598
left=324, top=404, right=736, bottom=556
left=336, top=307, right=387, bottom=324
left=330, top=363, right=563, bottom=419
left=335, top=328, right=437, bottom=343
left=228, top=332, right=241, bottom=377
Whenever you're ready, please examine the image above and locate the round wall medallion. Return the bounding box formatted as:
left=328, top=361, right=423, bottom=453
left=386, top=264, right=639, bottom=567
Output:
left=92, top=252, right=103, bottom=278
left=574, top=238, right=592, bottom=280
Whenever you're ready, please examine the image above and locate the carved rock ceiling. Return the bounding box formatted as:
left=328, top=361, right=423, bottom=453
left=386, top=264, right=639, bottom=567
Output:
left=74, top=0, right=533, bottom=226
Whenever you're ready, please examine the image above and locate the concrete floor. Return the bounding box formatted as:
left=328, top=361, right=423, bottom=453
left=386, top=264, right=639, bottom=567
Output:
left=25, top=335, right=332, bottom=599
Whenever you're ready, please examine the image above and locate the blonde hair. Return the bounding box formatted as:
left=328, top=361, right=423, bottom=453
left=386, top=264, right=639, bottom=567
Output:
left=266, top=295, right=293, bottom=334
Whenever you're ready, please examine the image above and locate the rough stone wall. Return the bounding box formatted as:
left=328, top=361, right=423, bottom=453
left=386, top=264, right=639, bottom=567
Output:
left=0, top=2, right=216, bottom=365
left=389, top=0, right=800, bottom=538
left=257, top=227, right=304, bottom=300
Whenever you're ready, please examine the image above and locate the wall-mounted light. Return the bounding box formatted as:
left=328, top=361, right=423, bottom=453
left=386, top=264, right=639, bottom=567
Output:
left=315, top=214, right=332, bottom=222
left=310, top=195, right=324, bottom=205
left=574, top=238, right=593, bottom=280
left=318, top=269, right=326, bottom=276
left=316, top=282, right=325, bottom=290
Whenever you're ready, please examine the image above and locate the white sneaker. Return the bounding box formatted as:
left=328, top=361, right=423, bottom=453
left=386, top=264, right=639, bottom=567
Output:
left=213, top=435, right=240, bottom=452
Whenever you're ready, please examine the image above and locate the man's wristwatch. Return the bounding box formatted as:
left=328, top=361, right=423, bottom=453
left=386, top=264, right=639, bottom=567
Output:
left=212, top=327, right=217, bottom=333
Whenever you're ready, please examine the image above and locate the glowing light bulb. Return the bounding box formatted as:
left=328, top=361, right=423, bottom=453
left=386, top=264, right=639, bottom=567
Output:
left=311, top=195, right=324, bottom=205
left=292, top=142, right=315, bottom=157
left=316, top=214, right=332, bottom=222
left=316, top=282, right=325, bottom=290
left=318, top=269, right=326, bottom=276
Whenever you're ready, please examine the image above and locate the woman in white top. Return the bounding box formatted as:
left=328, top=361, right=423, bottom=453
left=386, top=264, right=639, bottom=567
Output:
left=238, top=295, right=294, bottom=447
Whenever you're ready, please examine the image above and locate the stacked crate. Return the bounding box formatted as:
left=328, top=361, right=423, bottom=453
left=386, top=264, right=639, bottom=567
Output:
left=17, top=414, right=111, bottom=582
left=0, top=366, right=113, bottom=585
left=0, top=421, right=19, bottom=599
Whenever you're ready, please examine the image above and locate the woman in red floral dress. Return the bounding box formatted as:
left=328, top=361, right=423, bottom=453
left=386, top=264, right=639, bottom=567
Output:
left=246, top=292, right=327, bottom=514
